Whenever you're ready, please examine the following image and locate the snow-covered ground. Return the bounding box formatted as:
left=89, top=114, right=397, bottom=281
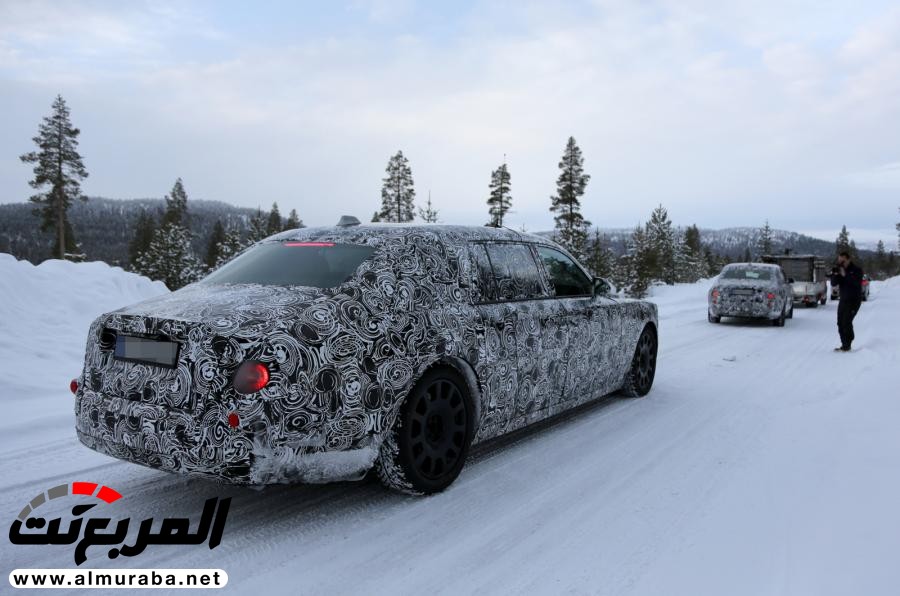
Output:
left=2, top=253, right=899, bottom=595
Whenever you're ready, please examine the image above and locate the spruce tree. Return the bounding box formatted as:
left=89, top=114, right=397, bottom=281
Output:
left=19, top=94, right=89, bottom=260
left=285, top=208, right=303, bottom=229
left=247, top=208, right=268, bottom=243
left=129, top=209, right=157, bottom=269
left=213, top=227, right=245, bottom=270
left=874, top=240, right=887, bottom=278
left=645, top=204, right=676, bottom=284
left=205, top=219, right=226, bottom=270
left=835, top=225, right=851, bottom=257
left=758, top=220, right=774, bottom=257
left=418, top=192, right=440, bottom=223
left=586, top=229, right=613, bottom=279
left=627, top=226, right=653, bottom=298
left=678, top=224, right=705, bottom=282
left=135, top=225, right=204, bottom=290
left=162, top=178, right=189, bottom=228
left=378, top=150, right=416, bottom=222
left=550, top=137, right=591, bottom=258
left=133, top=178, right=203, bottom=289
left=486, top=162, right=512, bottom=227
left=266, top=202, right=283, bottom=235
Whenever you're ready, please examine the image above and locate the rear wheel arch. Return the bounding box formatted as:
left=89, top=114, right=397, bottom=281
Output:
left=375, top=362, right=478, bottom=494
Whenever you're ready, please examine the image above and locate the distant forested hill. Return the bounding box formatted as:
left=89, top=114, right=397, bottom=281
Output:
left=1, top=196, right=865, bottom=266
left=590, top=226, right=860, bottom=259
left=0, top=197, right=258, bottom=266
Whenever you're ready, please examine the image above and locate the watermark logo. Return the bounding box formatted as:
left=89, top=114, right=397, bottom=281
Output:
left=9, top=482, right=230, bottom=565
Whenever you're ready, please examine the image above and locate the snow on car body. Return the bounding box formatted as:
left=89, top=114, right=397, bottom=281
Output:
left=74, top=223, right=658, bottom=493
left=707, top=262, right=794, bottom=326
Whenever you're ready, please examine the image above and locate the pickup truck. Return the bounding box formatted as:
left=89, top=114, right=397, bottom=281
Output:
left=761, top=254, right=828, bottom=307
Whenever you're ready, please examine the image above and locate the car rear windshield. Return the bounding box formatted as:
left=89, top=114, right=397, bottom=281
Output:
left=720, top=267, right=773, bottom=281
left=202, top=241, right=376, bottom=288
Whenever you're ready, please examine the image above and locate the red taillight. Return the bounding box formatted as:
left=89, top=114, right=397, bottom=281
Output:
left=70, top=378, right=79, bottom=395
left=227, top=412, right=240, bottom=428
left=233, top=361, right=270, bottom=394
left=283, top=242, right=335, bottom=247
left=767, top=292, right=775, bottom=300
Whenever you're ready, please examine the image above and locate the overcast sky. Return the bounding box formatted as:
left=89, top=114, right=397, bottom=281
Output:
left=2, top=0, right=899, bottom=245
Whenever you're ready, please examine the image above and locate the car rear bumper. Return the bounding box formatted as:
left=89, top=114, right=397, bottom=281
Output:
left=708, top=303, right=780, bottom=320
left=75, top=392, right=379, bottom=485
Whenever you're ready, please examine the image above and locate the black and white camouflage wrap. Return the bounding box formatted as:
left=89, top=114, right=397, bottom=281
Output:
left=708, top=263, right=793, bottom=320
left=75, top=225, right=658, bottom=484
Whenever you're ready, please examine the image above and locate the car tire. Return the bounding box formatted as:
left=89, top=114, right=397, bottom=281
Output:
left=375, top=367, right=474, bottom=495
left=773, top=307, right=786, bottom=327
left=708, top=311, right=721, bottom=324
left=621, top=326, right=657, bottom=398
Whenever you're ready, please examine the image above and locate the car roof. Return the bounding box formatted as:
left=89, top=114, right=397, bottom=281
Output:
left=723, top=262, right=781, bottom=269
left=268, top=223, right=554, bottom=246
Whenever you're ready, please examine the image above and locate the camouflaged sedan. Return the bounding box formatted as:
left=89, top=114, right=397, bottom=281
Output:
left=707, top=263, right=794, bottom=327
left=73, top=219, right=658, bottom=494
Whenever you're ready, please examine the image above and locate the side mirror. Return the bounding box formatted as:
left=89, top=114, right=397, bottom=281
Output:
left=593, top=277, right=614, bottom=296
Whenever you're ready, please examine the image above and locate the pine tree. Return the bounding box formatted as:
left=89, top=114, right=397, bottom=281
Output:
left=586, top=229, right=614, bottom=278
left=550, top=137, right=591, bottom=258
left=162, top=178, right=189, bottom=228
left=644, top=204, right=676, bottom=284
left=128, top=209, right=157, bottom=268
left=758, top=220, right=774, bottom=257
left=266, top=202, right=283, bottom=235
left=835, top=225, right=851, bottom=257
left=247, top=208, right=268, bottom=243
left=285, top=208, right=303, bottom=229
left=418, top=192, right=440, bottom=223
left=205, top=219, right=226, bottom=270
left=19, top=95, right=89, bottom=259
left=486, top=162, right=512, bottom=227
left=378, top=150, right=416, bottom=222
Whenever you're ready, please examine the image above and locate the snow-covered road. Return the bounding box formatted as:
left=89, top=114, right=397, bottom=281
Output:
left=2, top=254, right=899, bottom=595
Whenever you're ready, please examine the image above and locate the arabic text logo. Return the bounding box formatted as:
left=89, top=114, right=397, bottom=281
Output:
left=9, top=481, right=230, bottom=565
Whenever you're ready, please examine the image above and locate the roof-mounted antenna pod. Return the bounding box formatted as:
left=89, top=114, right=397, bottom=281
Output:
left=336, top=215, right=361, bottom=227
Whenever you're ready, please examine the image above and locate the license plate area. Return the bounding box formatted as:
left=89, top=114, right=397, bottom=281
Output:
left=113, top=334, right=180, bottom=368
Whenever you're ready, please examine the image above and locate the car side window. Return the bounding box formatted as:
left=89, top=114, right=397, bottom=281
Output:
left=469, top=243, right=497, bottom=302
left=469, top=242, right=545, bottom=302
left=536, top=247, right=593, bottom=297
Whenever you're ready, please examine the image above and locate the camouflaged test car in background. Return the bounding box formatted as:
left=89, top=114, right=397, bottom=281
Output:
left=73, top=219, right=659, bottom=494
left=708, top=262, right=794, bottom=327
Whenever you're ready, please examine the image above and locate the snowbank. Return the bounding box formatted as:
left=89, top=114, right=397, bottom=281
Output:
left=0, top=254, right=168, bottom=400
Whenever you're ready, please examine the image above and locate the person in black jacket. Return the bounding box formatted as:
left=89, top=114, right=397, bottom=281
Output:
left=830, top=250, right=864, bottom=351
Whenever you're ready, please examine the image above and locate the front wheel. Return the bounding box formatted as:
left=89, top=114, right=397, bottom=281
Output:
left=375, top=368, right=474, bottom=495
left=621, top=326, right=657, bottom=397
